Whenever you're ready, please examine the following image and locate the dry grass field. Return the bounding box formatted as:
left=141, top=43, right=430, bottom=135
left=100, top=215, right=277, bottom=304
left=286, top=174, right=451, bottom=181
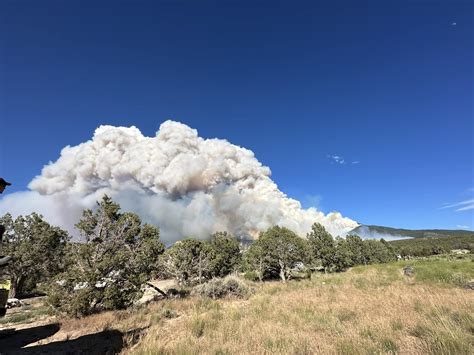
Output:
left=1, top=257, right=473, bottom=354
left=128, top=258, right=473, bottom=354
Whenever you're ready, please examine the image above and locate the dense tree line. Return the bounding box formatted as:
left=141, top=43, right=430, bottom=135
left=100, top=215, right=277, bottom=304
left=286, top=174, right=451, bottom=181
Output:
left=389, top=235, right=473, bottom=258
left=3, top=195, right=467, bottom=317
left=243, top=223, right=396, bottom=281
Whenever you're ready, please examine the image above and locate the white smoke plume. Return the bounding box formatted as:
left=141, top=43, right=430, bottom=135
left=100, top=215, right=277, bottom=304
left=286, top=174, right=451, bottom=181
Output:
left=0, top=121, right=358, bottom=244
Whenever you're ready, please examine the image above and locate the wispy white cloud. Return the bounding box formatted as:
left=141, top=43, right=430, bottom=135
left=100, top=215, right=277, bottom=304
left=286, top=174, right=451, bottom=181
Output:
left=456, top=203, right=474, bottom=212
left=327, top=155, right=346, bottom=165
left=327, top=155, right=360, bottom=166
left=456, top=225, right=470, bottom=230
left=440, top=198, right=474, bottom=212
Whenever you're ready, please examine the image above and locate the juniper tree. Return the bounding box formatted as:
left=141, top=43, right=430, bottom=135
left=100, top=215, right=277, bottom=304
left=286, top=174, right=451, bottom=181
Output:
left=160, top=238, right=214, bottom=285
left=245, top=226, right=308, bottom=282
left=0, top=213, right=69, bottom=298
left=47, top=195, right=164, bottom=317
left=208, top=232, right=241, bottom=277
left=306, top=223, right=336, bottom=272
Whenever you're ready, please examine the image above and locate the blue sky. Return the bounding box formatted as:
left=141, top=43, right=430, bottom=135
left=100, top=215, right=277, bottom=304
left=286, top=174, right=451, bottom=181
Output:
left=1, top=0, right=473, bottom=230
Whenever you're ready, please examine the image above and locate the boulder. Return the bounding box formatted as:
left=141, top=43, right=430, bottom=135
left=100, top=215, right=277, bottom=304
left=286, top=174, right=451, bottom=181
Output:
left=6, top=298, right=22, bottom=308
left=403, top=265, right=415, bottom=277
left=166, top=288, right=189, bottom=299
left=464, top=280, right=474, bottom=290
left=134, top=285, right=165, bottom=306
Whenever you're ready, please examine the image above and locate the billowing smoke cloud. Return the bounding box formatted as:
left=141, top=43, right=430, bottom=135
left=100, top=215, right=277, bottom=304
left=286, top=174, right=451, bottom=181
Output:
left=0, top=121, right=358, bottom=244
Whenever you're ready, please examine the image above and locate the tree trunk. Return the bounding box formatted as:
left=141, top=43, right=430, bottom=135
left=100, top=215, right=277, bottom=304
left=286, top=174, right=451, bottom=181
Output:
left=8, top=282, right=17, bottom=299
left=258, top=258, right=264, bottom=282
left=198, top=252, right=202, bottom=284
left=9, top=274, right=24, bottom=298
left=279, top=260, right=286, bottom=282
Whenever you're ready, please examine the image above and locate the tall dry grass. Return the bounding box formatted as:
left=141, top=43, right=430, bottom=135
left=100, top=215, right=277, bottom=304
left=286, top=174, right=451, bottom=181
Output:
left=126, top=261, right=473, bottom=354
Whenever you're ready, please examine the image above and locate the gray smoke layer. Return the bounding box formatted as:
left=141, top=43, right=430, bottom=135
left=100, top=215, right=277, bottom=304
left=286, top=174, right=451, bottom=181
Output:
left=352, top=226, right=412, bottom=241
left=0, top=121, right=358, bottom=244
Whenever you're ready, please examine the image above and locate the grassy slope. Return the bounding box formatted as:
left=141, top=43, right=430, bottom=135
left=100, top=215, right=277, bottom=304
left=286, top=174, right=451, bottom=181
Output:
left=2, top=257, right=473, bottom=354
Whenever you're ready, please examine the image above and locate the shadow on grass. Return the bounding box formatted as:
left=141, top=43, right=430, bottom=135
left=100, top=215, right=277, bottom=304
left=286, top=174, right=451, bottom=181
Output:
left=0, top=323, right=143, bottom=354
left=0, top=323, right=61, bottom=351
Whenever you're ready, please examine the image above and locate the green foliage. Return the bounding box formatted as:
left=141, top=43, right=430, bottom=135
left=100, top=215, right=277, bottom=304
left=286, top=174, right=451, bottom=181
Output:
left=151, top=307, right=178, bottom=324
left=406, top=258, right=473, bottom=287
left=307, top=223, right=336, bottom=272
left=390, top=235, right=473, bottom=257
left=351, top=225, right=474, bottom=239
left=208, top=232, right=242, bottom=277
left=46, top=195, right=164, bottom=317
left=160, top=238, right=213, bottom=285
left=355, top=256, right=474, bottom=288
left=380, top=338, right=398, bottom=353
left=306, top=224, right=396, bottom=273
left=0, top=213, right=69, bottom=298
left=361, top=239, right=397, bottom=264
left=160, top=232, right=242, bottom=285
left=332, top=236, right=354, bottom=272
left=244, top=226, right=308, bottom=282
left=344, top=235, right=366, bottom=265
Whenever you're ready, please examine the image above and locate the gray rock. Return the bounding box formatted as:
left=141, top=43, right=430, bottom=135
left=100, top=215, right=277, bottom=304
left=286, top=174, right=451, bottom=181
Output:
left=403, top=265, right=415, bottom=277
left=134, top=285, right=164, bottom=306
left=6, top=298, right=22, bottom=308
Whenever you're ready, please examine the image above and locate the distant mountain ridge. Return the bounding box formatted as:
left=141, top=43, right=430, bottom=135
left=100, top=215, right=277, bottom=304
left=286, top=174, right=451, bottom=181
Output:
left=350, top=225, right=474, bottom=239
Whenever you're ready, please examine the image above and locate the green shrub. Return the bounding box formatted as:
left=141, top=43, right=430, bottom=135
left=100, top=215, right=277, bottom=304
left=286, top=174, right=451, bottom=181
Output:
left=380, top=338, right=398, bottom=353
left=160, top=308, right=177, bottom=319
left=151, top=307, right=178, bottom=324
left=192, top=276, right=252, bottom=299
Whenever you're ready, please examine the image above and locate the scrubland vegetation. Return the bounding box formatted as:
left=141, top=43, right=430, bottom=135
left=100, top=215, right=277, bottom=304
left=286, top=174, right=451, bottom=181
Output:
left=1, top=196, right=473, bottom=354
left=0, top=195, right=401, bottom=316
left=129, top=258, right=473, bottom=354
left=2, top=256, right=472, bottom=354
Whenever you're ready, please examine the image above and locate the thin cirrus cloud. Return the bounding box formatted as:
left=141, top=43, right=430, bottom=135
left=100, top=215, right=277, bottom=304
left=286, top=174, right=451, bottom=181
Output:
left=327, top=155, right=360, bottom=165
left=440, top=199, right=474, bottom=212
